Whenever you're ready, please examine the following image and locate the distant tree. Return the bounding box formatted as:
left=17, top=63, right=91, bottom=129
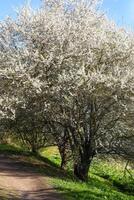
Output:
left=0, top=118, right=13, bottom=144
left=12, top=97, right=47, bottom=153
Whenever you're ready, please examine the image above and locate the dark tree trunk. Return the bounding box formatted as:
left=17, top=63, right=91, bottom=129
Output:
left=73, top=146, right=94, bottom=181
left=60, top=147, right=68, bottom=169
left=31, top=145, right=37, bottom=154
left=56, top=128, right=70, bottom=169
left=74, top=159, right=92, bottom=181
left=57, top=138, right=70, bottom=169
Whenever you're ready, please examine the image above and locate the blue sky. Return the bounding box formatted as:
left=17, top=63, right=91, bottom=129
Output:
left=0, top=0, right=134, bottom=30
left=0, top=0, right=41, bottom=19
left=102, top=0, right=134, bottom=30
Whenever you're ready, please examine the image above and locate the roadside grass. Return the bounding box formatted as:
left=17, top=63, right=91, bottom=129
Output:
left=39, top=146, right=134, bottom=200
left=0, top=144, right=133, bottom=200
left=39, top=146, right=61, bottom=167
left=0, top=143, right=29, bottom=155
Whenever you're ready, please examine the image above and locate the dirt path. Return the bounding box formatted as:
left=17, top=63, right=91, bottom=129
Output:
left=0, top=155, right=62, bottom=200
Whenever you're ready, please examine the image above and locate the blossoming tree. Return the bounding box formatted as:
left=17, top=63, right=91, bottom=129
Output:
left=0, top=0, right=134, bottom=181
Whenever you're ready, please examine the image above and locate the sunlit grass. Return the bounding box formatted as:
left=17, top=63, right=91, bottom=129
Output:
left=39, top=146, right=61, bottom=167
left=40, top=146, right=134, bottom=200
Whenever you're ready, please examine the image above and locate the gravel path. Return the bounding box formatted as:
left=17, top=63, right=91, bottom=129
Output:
left=0, top=155, right=62, bottom=200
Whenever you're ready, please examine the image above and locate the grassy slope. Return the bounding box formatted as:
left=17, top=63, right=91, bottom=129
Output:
left=40, top=146, right=134, bottom=200
left=0, top=144, right=133, bottom=200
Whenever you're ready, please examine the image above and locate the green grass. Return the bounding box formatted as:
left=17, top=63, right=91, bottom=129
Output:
left=39, top=146, right=61, bottom=166
left=0, top=143, right=28, bottom=155
left=0, top=144, right=133, bottom=200
left=40, top=147, right=134, bottom=200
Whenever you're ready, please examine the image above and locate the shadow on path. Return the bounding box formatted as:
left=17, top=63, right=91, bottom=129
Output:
left=0, top=155, right=62, bottom=200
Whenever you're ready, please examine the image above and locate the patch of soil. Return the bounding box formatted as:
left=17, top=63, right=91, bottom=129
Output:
left=0, top=155, right=62, bottom=200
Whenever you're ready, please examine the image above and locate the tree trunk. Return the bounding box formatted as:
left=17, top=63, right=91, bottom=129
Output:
left=74, top=160, right=91, bottom=181
left=57, top=140, right=70, bottom=169
left=56, top=128, right=70, bottom=169
left=60, top=142, right=71, bottom=170
left=31, top=145, right=37, bottom=154
left=60, top=149, right=68, bottom=169
left=73, top=150, right=94, bottom=182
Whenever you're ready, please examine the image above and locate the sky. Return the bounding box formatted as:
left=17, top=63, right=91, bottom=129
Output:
left=102, top=0, right=134, bottom=30
left=0, top=0, right=41, bottom=19
left=0, top=0, right=134, bottom=30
